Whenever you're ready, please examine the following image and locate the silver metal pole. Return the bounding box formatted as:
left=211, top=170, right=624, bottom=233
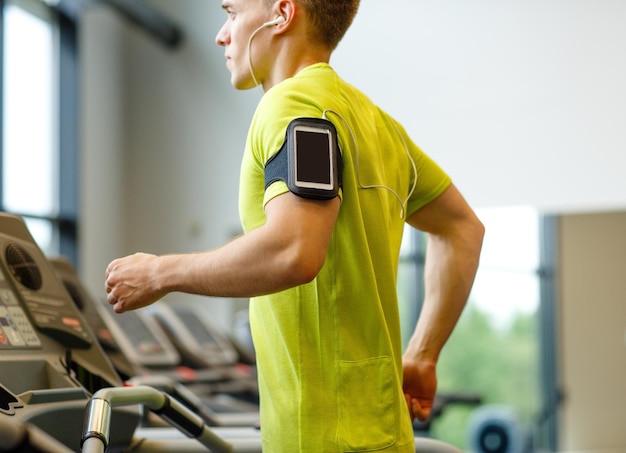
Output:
left=80, top=385, right=233, bottom=453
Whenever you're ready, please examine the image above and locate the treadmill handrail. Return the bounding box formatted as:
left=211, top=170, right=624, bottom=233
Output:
left=81, top=385, right=233, bottom=453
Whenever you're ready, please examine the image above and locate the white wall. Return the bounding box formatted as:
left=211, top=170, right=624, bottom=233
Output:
left=80, top=0, right=258, bottom=320
left=121, top=1, right=253, bottom=257
left=79, top=6, right=127, bottom=297
left=333, top=0, right=626, bottom=213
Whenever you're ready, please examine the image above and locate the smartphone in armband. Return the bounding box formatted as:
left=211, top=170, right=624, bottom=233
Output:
left=265, top=118, right=342, bottom=200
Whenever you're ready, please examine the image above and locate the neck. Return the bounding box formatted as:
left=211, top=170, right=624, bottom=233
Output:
left=261, top=40, right=331, bottom=91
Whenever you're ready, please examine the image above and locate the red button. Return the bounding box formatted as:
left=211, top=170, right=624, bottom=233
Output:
left=62, top=317, right=81, bottom=327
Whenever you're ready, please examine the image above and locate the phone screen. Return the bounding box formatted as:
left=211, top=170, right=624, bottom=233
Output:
left=295, top=129, right=332, bottom=185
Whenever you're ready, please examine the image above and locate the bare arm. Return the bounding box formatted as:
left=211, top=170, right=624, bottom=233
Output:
left=105, top=193, right=340, bottom=313
left=402, top=183, right=484, bottom=421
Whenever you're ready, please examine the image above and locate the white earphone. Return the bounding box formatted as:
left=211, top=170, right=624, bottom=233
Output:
left=263, top=16, right=286, bottom=27
left=248, top=16, right=287, bottom=93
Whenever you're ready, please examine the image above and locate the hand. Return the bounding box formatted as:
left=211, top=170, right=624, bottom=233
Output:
left=402, top=357, right=437, bottom=422
left=104, top=252, right=166, bottom=313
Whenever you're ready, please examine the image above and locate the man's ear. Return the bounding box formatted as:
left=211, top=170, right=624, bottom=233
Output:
left=272, top=0, right=296, bottom=29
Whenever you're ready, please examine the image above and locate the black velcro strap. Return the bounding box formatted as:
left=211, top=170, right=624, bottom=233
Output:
left=264, top=139, right=289, bottom=190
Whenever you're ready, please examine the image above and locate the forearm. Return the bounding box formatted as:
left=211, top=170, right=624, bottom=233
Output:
left=404, top=220, right=484, bottom=363
left=156, top=225, right=319, bottom=298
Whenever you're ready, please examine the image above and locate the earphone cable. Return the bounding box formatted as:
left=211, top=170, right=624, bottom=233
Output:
left=322, top=109, right=417, bottom=218
left=247, top=24, right=267, bottom=95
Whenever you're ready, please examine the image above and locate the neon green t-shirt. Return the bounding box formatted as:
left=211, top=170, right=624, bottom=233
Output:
left=239, top=63, right=451, bottom=452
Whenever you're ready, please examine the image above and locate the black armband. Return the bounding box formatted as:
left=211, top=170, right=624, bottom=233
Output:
left=264, top=117, right=342, bottom=200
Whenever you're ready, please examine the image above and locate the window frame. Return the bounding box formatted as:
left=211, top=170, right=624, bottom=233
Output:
left=537, top=214, right=561, bottom=451
left=0, top=0, right=79, bottom=265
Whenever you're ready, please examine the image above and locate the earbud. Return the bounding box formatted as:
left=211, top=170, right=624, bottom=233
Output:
left=263, top=16, right=285, bottom=27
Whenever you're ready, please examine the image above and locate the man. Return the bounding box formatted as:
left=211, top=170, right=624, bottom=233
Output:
left=105, top=0, right=484, bottom=451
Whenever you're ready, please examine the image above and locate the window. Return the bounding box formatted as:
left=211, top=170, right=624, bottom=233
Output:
left=399, top=206, right=558, bottom=451
left=1, top=0, right=78, bottom=262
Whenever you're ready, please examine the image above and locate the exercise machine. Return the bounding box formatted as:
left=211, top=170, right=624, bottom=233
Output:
left=0, top=213, right=264, bottom=451
left=0, top=213, right=138, bottom=450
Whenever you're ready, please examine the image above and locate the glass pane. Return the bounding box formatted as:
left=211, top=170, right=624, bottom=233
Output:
left=397, top=260, right=419, bottom=347
left=400, top=224, right=414, bottom=257
left=471, top=267, right=539, bottom=329
left=3, top=4, right=58, bottom=216
left=23, top=217, right=55, bottom=255
left=476, top=206, right=540, bottom=270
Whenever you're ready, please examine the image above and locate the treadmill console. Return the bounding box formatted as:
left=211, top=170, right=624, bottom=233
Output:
left=0, top=269, right=40, bottom=349
left=97, top=297, right=181, bottom=368
left=0, top=213, right=139, bottom=451
left=151, top=304, right=239, bottom=368
left=0, top=215, right=91, bottom=349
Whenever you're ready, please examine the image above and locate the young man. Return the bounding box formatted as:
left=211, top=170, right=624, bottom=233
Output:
left=105, top=0, right=484, bottom=451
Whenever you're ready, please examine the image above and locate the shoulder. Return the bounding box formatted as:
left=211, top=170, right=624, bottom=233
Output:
left=249, top=65, right=338, bottom=160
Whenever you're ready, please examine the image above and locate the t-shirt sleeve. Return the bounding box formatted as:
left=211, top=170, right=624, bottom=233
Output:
left=401, top=127, right=452, bottom=217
